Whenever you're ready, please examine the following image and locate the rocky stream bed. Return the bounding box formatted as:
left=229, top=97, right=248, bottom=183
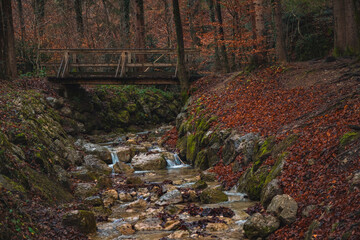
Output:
left=66, top=125, right=257, bottom=240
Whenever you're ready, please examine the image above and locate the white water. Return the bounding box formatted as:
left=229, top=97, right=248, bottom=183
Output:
left=166, top=153, right=190, bottom=169
left=107, top=147, right=120, bottom=175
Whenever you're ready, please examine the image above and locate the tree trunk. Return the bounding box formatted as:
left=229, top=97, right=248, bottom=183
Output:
left=206, top=0, right=221, bottom=71
left=34, top=0, right=45, bottom=37
left=119, top=0, right=130, bottom=48
left=215, top=0, right=229, bottom=72
left=134, top=0, right=145, bottom=65
left=172, top=0, right=189, bottom=93
left=273, top=0, right=287, bottom=62
left=163, top=0, right=172, bottom=47
left=74, top=0, right=84, bottom=38
left=334, top=0, right=360, bottom=55
left=0, top=0, right=17, bottom=79
left=17, top=0, right=26, bottom=41
left=187, top=0, right=201, bottom=47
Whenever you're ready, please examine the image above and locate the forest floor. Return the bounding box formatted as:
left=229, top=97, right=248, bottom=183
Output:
left=179, top=57, right=360, bottom=239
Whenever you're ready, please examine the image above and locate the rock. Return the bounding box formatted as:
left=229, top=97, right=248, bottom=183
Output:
left=54, top=165, right=71, bottom=190
left=119, top=192, right=133, bottom=202
left=206, top=222, right=228, bottom=231
left=113, top=162, right=134, bottom=175
left=223, top=132, right=259, bottom=165
left=302, top=205, right=317, bottom=218
left=168, top=230, right=190, bottom=239
left=162, top=184, right=177, bottom=193
left=131, top=153, right=167, bottom=170
left=74, top=183, right=98, bottom=198
left=193, top=180, right=208, bottom=190
left=128, top=199, right=148, bottom=209
left=84, top=155, right=112, bottom=175
left=200, top=187, right=228, bottom=204
left=134, top=217, right=162, bottom=231
left=46, top=97, right=63, bottom=109
left=116, top=223, right=135, bottom=235
left=350, top=171, right=360, bottom=190
left=126, top=176, right=144, bottom=185
left=162, top=151, right=175, bottom=161
left=71, top=167, right=97, bottom=182
left=237, top=165, right=270, bottom=201
left=243, top=213, right=280, bottom=239
left=200, top=170, right=217, bottom=182
left=96, top=176, right=112, bottom=189
left=260, top=179, right=283, bottom=208
left=62, top=210, right=96, bottom=234
left=164, top=220, right=181, bottom=230
left=164, top=205, right=180, bottom=215
left=156, top=189, right=183, bottom=205
left=267, top=194, right=298, bottom=225
left=78, top=141, right=112, bottom=163
left=102, top=189, right=118, bottom=207
left=60, top=106, right=72, bottom=117
left=84, top=196, right=103, bottom=206
left=115, top=146, right=132, bottom=163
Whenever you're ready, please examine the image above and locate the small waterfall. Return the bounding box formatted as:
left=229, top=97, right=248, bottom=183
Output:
left=107, top=148, right=119, bottom=174
left=166, top=153, right=190, bottom=169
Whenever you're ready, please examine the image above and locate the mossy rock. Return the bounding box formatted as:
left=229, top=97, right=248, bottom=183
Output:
left=62, top=210, right=96, bottom=234
left=340, top=132, right=360, bottom=147
left=176, top=136, right=187, bottom=160
left=186, top=132, right=204, bottom=164
left=117, top=110, right=130, bottom=124
left=193, top=180, right=208, bottom=190
left=253, top=137, right=275, bottom=172
left=126, top=176, right=144, bottom=185
left=200, top=187, right=228, bottom=204
left=194, top=149, right=208, bottom=170
left=238, top=166, right=270, bottom=201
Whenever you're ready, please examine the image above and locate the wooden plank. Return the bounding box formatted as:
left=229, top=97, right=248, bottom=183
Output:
left=42, top=63, right=176, bottom=68
left=47, top=76, right=180, bottom=85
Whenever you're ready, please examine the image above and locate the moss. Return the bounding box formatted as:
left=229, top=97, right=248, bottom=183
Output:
left=186, top=133, right=202, bottom=164
left=125, top=103, right=137, bottom=113
left=194, top=149, right=208, bottom=170
left=0, top=175, right=26, bottom=193
left=193, top=180, right=208, bottom=190
left=200, top=188, right=228, bottom=203
left=340, top=132, right=360, bottom=147
left=117, top=110, right=130, bottom=124
left=253, top=137, right=275, bottom=172
left=245, top=166, right=270, bottom=200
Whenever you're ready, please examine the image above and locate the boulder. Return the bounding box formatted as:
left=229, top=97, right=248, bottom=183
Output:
left=116, top=223, right=135, bottom=235
left=113, top=162, right=134, bottom=175
left=193, top=180, right=208, bottom=190
left=84, top=196, right=103, bottom=206
left=131, top=153, right=166, bottom=170
left=267, top=194, right=298, bottom=225
left=156, top=189, right=183, bottom=206
left=134, top=218, right=162, bottom=231
left=128, top=199, right=148, bottom=209
left=200, top=187, right=228, bottom=204
left=119, top=192, right=133, bottom=202
left=84, top=155, right=112, bottom=175
left=260, top=179, right=283, bottom=208
left=200, top=170, right=217, bottom=182
left=115, top=146, right=132, bottom=163
left=77, top=140, right=112, bottom=163
left=62, top=210, right=96, bottom=234
left=243, top=213, right=280, bottom=239
left=70, top=166, right=97, bottom=182
left=126, top=176, right=144, bottom=185
left=74, top=183, right=98, bottom=198
left=222, top=132, right=259, bottom=165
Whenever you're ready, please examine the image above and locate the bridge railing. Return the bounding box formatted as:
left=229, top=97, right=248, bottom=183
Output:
left=39, top=48, right=199, bottom=79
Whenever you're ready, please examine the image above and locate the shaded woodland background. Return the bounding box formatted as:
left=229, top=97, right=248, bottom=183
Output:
left=3, top=0, right=358, bottom=76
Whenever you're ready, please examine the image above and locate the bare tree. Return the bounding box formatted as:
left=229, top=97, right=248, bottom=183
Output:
left=215, top=0, right=229, bottom=72
left=206, top=0, right=221, bottom=71
left=172, top=0, right=189, bottom=93
left=273, top=0, right=287, bottom=62
left=119, top=0, right=130, bottom=48
left=74, top=0, right=84, bottom=38
left=0, top=0, right=17, bottom=79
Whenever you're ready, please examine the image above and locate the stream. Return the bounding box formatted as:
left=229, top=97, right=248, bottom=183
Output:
left=85, top=125, right=255, bottom=240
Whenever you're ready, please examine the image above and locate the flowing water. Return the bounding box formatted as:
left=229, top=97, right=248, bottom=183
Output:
left=88, top=126, right=255, bottom=240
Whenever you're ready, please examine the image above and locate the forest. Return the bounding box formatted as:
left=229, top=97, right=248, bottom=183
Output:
left=0, top=0, right=360, bottom=240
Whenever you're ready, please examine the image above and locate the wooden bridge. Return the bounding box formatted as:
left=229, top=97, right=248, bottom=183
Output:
left=39, top=48, right=199, bottom=85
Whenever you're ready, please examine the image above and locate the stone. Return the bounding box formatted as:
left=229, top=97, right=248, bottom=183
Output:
left=116, top=223, right=135, bottom=235
left=168, top=230, right=190, bottom=239
left=62, top=210, right=96, bottom=234
left=84, top=196, right=103, bottom=206
left=164, top=220, right=181, bottom=231
left=350, top=171, right=360, bottom=190
left=206, top=222, right=228, bottom=231
left=126, top=176, right=144, bottom=185
left=193, top=180, right=208, bottom=190
left=243, top=213, right=280, bottom=239
left=128, top=199, right=148, bottom=209
left=113, top=162, right=134, bottom=175
left=119, top=192, right=133, bottom=202
left=302, top=205, right=317, bottom=218
left=115, top=146, right=132, bottom=163
left=84, top=155, right=112, bottom=175
left=96, top=176, right=112, bottom=189
left=103, top=189, right=118, bottom=200
left=156, top=189, right=183, bottom=205
left=74, top=183, right=98, bottom=198
left=267, top=194, right=298, bottom=225
left=134, top=218, right=162, bottom=231
left=131, top=153, right=167, bottom=170
left=200, top=170, right=217, bottom=182
left=260, top=179, right=283, bottom=208
left=71, top=167, right=96, bottom=182
left=78, top=141, right=112, bottom=163
left=222, top=132, right=259, bottom=165
left=60, top=106, right=72, bottom=117
left=200, top=187, right=228, bottom=204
